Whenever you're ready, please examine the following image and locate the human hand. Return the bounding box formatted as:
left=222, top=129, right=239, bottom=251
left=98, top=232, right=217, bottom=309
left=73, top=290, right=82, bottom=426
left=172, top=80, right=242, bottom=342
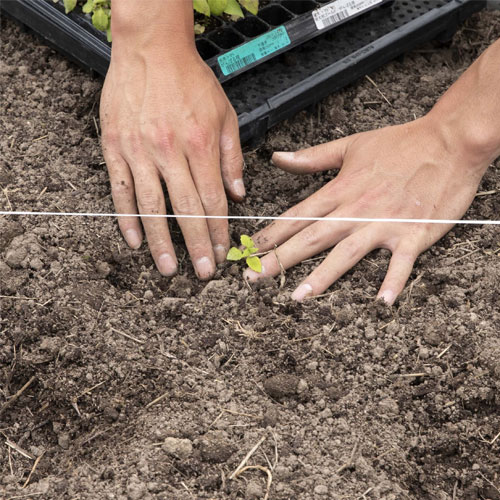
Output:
left=100, top=41, right=244, bottom=279
left=244, top=116, right=490, bottom=305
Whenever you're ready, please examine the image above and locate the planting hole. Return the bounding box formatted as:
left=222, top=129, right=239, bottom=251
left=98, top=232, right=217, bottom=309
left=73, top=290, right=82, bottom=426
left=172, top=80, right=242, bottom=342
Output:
left=208, top=28, right=245, bottom=50
left=258, top=5, right=294, bottom=26
left=196, top=39, right=220, bottom=60
left=282, top=0, right=318, bottom=15
left=234, top=16, right=269, bottom=37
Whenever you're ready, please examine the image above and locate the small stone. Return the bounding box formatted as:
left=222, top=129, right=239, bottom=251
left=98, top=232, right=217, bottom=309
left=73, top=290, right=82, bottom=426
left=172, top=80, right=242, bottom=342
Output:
left=418, top=346, right=430, bottom=360
left=245, top=480, right=264, bottom=499
left=143, top=290, right=154, bottom=301
left=297, top=379, right=308, bottom=394
left=319, top=407, right=332, bottom=419
left=58, top=432, right=70, bottom=449
left=423, top=330, right=443, bottom=347
left=5, top=246, right=27, bottom=268
left=314, top=484, right=329, bottom=495
left=378, top=397, right=399, bottom=415
left=471, top=463, right=480, bottom=471
left=96, top=261, right=111, bottom=278
left=364, top=326, right=377, bottom=340
left=40, top=337, right=61, bottom=354
left=162, top=437, right=193, bottom=459
left=103, top=406, right=120, bottom=422
left=29, top=256, right=44, bottom=271
left=261, top=405, right=279, bottom=427
left=127, top=475, right=147, bottom=500
left=199, top=433, right=235, bottom=463
left=263, top=374, right=300, bottom=399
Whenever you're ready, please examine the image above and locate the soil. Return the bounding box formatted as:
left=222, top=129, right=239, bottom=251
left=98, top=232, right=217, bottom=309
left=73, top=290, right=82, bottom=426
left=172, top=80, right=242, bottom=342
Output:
left=1, top=9, right=499, bottom=500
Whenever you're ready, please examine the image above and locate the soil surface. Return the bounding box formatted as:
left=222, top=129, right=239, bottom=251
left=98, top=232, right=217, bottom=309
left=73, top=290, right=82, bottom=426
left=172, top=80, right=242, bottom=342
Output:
left=1, top=9, right=499, bottom=500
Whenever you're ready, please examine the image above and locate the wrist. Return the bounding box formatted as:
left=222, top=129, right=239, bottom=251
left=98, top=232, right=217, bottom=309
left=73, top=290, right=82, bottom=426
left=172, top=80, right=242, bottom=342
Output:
left=425, top=107, right=499, bottom=175
left=111, top=0, right=195, bottom=56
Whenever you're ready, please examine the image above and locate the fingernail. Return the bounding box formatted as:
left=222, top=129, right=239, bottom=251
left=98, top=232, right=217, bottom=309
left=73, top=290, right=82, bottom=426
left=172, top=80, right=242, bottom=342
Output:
left=291, top=283, right=313, bottom=302
left=214, top=244, right=228, bottom=264
left=244, top=264, right=265, bottom=282
left=125, top=229, right=142, bottom=249
left=378, top=290, right=395, bottom=306
left=158, top=253, right=177, bottom=276
left=233, top=179, right=246, bottom=199
left=195, top=256, right=214, bottom=280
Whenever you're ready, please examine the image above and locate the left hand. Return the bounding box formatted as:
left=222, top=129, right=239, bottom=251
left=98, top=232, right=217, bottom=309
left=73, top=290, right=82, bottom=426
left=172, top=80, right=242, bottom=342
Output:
left=243, top=116, right=488, bottom=305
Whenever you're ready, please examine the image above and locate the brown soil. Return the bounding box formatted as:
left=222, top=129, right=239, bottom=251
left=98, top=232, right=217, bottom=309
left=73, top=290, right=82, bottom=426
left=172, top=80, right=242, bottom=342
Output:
left=1, top=9, right=499, bottom=500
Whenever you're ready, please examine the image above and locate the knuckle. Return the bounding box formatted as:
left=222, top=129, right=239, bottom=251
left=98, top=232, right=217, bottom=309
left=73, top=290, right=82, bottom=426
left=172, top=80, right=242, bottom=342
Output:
left=187, top=126, right=212, bottom=152
left=111, top=179, right=134, bottom=199
left=172, top=194, right=201, bottom=215
left=337, top=237, right=363, bottom=260
left=200, top=188, right=226, bottom=213
left=151, top=126, right=176, bottom=153
left=300, top=224, right=323, bottom=249
left=137, top=190, right=162, bottom=214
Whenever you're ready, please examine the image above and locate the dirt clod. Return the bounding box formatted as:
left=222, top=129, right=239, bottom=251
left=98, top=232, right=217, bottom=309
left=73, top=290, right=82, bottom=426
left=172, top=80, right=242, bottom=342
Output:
left=263, top=374, right=300, bottom=399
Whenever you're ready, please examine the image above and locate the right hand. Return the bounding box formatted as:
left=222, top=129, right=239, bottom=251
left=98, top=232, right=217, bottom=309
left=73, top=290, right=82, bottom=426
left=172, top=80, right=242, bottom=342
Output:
left=100, top=44, right=244, bottom=279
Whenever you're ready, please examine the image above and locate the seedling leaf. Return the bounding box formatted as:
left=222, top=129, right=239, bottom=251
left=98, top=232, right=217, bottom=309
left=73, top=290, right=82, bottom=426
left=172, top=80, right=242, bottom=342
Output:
left=240, top=234, right=255, bottom=248
left=207, top=0, right=228, bottom=16
left=227, top=247, right=243, bottom=261
left=239, top=0, right=259, bottom=15
left=193, top=0, right=211, bottom=16
left=82, top=0, right=94, bottom=14
left=63, top=0, right=77, bottom=14
left=92, top=7, right=109, bottom=30
left=242, top=248, right=251, bottom=258
left=224, top=0, right=244, bottom=17
left=246, top=256, right=262, bottom=273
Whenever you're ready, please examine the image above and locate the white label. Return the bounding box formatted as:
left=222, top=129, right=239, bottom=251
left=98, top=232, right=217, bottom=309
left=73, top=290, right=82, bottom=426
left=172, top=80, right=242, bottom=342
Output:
left=313, top=0, right=384, bottom=30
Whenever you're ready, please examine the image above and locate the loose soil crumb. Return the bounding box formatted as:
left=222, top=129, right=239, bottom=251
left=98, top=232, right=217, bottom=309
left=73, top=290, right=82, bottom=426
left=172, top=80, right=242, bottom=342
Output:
left=1, top=9, right=499, bottom=500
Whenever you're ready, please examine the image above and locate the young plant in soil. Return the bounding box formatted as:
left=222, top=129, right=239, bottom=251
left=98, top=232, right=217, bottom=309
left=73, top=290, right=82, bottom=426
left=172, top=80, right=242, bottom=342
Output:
left=226, top=234, right=262, bottom=273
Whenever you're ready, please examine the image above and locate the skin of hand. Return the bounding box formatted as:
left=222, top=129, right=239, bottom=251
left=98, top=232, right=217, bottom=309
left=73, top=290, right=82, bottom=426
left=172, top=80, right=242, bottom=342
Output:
left=244, top=39, right=500, bottom=305
left=100, top=0, right=244, bottom=280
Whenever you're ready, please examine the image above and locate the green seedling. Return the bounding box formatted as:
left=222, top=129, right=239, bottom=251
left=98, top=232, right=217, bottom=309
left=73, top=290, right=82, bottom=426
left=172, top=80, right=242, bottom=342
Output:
left=226, top=234, right=262, bottom=273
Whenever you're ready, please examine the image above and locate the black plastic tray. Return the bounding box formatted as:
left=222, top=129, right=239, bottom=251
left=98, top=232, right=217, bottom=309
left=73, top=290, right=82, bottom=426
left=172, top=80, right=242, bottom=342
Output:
left=2, top=0, right=394, bottom=83
left=0, top=0, right=486, bottom=146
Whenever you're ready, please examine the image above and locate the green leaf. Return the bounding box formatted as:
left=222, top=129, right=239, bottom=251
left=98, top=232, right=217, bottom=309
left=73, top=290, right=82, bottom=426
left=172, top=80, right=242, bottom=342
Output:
left=246, top=256, right=262, bottom=273
left=241, top=248, right=251, bottom=258
left=63, top=0, right=77, bottom=14
left=207, top=0, right=228, bottom=16
left=248, top=247, right=259, bottom=254
left=224, top=0, right=244, bottom=17
left=226, top=247, right=243, bottom=261
left=238, top=0, right=258, bottom=15
left=193, top=0, right=211, bottom=16
left=82, top=0, right=94, bottom=14
left=240, top=234, right=255, bottom=249
left=194, top=23, right=206, bottom=35
left=106, top=26, right=112, bottom=43
left=92, top=7, right=109, bottom=30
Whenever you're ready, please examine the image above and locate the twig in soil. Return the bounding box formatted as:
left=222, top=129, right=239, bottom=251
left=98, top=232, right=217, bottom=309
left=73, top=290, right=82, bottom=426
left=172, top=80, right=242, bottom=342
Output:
left=358, top=487, right=374, bottom=499
left=399, top=372, right=427, bottom=378
left=477, top=471, right=500, bottom=496
left=365, top=75, right=392, bottom=106
left=93, top=116, right=100, bottom=137
left=145, top=391, right=170, bottom=409
left=229, top=435, right=267, bottom=480
left=436, top=344, right=452, bottom=359
left=2, top=187, right=13, bottom=210
left=5, top=440, right=35, bottom=460
left=180, top=481, right=195, bottom=498
left=7, top=493, right=47, bottom=499
left=336, top=438, right=360, bottom=474
left=22, top=452, right=45, bottom=489
left=36, top=186, right=47, bottom=200
left=273, top=246, right=286, bottom=289
left=0, top=376, right=36, bottom=417
left=232, top=465, right=273, bottom=500
left=8, top=445, right=13, bottom=475
left=490, top=430, right=500, bottom=445
left=110, top=326, right=144, bottom=344
left=475, top=189, right=499, bottom=197
left=32, top=134, right=48, bottom=142
left=78, top=380, right=106, bottom=399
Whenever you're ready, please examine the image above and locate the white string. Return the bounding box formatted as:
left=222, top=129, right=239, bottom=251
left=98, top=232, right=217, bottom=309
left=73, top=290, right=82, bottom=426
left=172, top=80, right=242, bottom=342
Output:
left=1, top=210, right=500, bottom=225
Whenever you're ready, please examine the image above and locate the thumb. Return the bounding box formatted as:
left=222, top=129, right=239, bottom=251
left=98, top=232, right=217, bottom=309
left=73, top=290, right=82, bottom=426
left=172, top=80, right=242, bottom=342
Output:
left=272, top=135, right=354, bottom=174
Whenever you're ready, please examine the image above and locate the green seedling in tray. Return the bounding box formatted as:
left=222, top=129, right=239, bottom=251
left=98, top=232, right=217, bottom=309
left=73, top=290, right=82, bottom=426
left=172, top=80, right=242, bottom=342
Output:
left=226, top=234, right=262, bottom=273
left=60, top=0, right=259, bottom=40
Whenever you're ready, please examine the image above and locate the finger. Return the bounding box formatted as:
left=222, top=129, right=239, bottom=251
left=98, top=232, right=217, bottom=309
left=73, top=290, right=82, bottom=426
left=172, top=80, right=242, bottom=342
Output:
left=272, top=135, right=355, bottom=174
left=220, top=108, right=245, bottom=201
left=160, top=155, right=216, bottom=280
left=291, top=228, right=378, bottom=301
left=245, top=216, right=357, bottom=282
left=134, top=167, right=178, bottom=277
left=377, top=245, right=418, bottom=306
left=189, top=145, right=230, bottom=264
left=251, top=179, right=343, bottom=252
left=104, top=149, right=143, bottom=250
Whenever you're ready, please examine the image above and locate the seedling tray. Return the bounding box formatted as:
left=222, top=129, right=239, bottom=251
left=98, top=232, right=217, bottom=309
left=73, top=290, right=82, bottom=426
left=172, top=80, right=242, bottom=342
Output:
left=1, top=0, right=485, bottom=145
left=0, top=0, right=394, bottom=83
